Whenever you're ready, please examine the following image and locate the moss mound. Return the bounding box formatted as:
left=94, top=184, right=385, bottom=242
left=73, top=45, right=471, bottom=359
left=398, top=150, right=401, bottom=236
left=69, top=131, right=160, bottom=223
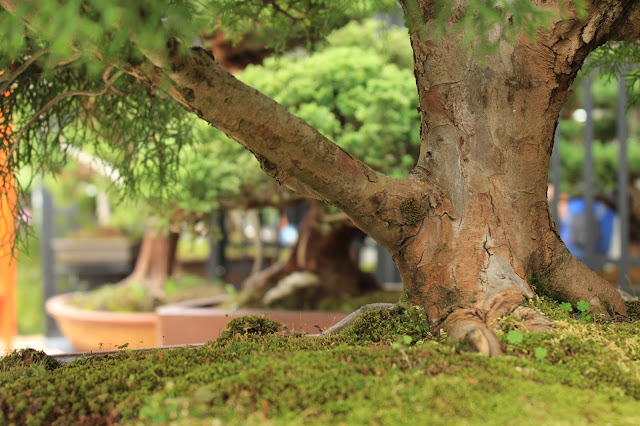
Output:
left=339, top=305, right=431, bottom=344
left=217, top=315, right=287, bottom=344
left=0, top=348, right=60, bottom=372
left=2, top=298, right=640, bottom=424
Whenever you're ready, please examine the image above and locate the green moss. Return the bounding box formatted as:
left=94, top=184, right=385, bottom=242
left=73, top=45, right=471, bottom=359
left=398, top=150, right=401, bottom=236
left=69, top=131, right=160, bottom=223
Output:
left=3, top=303, right=640, bottom=424
left=216, top=315, right=287, bottom=344
left=400, top=197, right=426, bottom=225
left=68, top=275, right=226, bottom=312
left=0, top=348, right=60, bottom=372
left=527, top=296, right=574, bottom=321
left=339, top=305, right=431, bottom=344
left=626, top=300, right=640, bottom=322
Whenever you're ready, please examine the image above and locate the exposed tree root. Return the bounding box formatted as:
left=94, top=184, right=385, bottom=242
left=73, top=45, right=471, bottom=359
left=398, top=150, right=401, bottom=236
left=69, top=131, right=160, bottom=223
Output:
left=317, top=299, right=553, bottom=357
left=441, top=304, right=553, bottom=356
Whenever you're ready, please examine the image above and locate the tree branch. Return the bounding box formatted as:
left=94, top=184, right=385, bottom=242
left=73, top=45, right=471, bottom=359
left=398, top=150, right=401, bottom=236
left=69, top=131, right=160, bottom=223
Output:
left=0, top=47, right=49, bottom=93
left=127, top=43, right=427, bottom=249
left=607, top=0, right=640, bottom=41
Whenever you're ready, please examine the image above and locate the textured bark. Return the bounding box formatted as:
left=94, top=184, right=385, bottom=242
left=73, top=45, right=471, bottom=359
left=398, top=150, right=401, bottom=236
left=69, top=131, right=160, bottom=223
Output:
left=121, top=0, right=640, bottom=354
left=390, top=0, right=637, bottom=352
left=239, top=202, right=380, bottom=308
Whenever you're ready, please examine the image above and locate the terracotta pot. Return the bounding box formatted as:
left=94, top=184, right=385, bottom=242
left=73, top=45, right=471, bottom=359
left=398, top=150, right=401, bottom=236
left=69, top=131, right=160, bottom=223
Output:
left=156, top=296, right=350, bottom=346
left=45, top=294, right=159, bottom=352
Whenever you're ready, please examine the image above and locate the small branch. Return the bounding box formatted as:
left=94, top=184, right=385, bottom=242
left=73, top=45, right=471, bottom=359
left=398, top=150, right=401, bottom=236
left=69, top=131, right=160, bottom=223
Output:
left=0, top=47, right=50, bottom=93
left=2, top=66, right=124, bottom=167
left=270, top=0, right=305, bottom=23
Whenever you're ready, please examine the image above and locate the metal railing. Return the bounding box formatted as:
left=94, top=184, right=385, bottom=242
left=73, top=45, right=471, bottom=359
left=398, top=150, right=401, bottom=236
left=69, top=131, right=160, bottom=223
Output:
left=549, top=71, right=635, bottom=292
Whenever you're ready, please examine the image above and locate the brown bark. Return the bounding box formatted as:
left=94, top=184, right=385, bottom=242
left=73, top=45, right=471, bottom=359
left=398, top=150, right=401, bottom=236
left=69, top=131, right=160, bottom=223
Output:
left=392, top=0, right=636, bottom=352
left=123, top=222, right=179, bottom=297
left=239, top=201, right=380, bottom=309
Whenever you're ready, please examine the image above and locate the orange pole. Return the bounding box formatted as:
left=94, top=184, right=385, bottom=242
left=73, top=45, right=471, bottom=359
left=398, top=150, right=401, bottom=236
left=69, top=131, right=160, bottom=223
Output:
left=0, top=78, right=17, bottom=355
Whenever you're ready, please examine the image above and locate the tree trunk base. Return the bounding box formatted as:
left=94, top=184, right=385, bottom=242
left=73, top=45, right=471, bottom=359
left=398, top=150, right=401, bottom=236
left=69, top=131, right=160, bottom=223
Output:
left=318, top=300, right=552, bottom=356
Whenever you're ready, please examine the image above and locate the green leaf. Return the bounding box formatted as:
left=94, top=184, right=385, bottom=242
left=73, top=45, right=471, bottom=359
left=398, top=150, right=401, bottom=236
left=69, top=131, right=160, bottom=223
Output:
left=117, top=342, right=130, bottom=349
left=534, top=347, right=548, bottom=362
left=560, top=302, right=573, bottom=312
left=507, top=330, right=523, bottom=344
left=402, top=335, right=413, bottom=345
left=576, top=300, right=590, bottom=313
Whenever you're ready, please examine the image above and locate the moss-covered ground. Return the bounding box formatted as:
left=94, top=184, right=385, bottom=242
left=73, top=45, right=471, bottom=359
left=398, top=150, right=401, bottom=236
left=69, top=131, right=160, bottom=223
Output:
left=2, top=299, right=640, bottom=425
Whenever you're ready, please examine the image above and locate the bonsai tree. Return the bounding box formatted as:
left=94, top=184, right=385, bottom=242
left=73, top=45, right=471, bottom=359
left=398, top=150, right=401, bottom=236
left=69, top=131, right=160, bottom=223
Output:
left=2, top=0, right=639, bottom=355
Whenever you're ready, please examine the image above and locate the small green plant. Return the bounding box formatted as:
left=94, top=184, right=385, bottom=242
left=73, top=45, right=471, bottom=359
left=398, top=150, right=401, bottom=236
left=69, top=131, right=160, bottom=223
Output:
left=534, top=347, right=548, bottom=363
left=560, top=302, right=573, bottom=313
left=505, top=327, right=548, bottom=364
left=391, top=335, right=414, bottom=349
left=559, top=300, right=591, bottom=321
left=576, top=300, right=591, bottom=322
left=506, top=330, right=524, bottom=344
left=118, top=343, right=130, bottom=350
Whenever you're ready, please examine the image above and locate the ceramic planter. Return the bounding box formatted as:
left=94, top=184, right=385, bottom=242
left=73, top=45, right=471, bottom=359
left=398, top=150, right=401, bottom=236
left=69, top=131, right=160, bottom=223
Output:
left=45, top=293, right=159, bottom=352
left=156, top=296, right=350, bottom=346
left=45, top=293, right=351, bottom=352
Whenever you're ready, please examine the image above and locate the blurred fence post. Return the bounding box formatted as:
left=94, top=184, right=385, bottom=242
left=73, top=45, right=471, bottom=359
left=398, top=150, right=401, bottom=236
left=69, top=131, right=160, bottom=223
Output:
left=617, top=69, right=631, bottom=291
left=41, top=187, right=58, bottom=337
left=375, top=244, right=401, bottom=284
left=207, top=212, right=227, bottom=283
left=583, top=75, right=596, bottom=269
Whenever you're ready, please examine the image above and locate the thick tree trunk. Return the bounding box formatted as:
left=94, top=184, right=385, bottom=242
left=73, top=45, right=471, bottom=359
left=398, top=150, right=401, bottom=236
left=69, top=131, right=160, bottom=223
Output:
left=389, top=0, right=638, bottom=353
left=239, top=201, right=379, bottom=308
left=122, top=221, right=179, bottom=297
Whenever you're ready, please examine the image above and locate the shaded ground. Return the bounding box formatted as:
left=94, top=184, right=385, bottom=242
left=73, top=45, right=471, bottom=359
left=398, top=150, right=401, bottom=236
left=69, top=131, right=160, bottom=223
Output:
left=2, top=299, right=640, bottom=425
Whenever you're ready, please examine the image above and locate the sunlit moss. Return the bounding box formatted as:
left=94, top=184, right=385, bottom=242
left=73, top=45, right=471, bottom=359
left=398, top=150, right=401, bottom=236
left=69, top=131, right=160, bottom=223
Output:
left=2, top=301, right=640, bottom=424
